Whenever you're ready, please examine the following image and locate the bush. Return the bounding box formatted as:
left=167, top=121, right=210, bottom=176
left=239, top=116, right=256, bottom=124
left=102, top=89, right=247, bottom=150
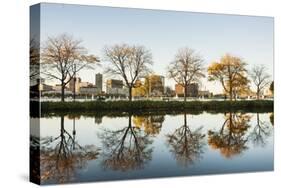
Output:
left=36, top=100, right=273, bottom=117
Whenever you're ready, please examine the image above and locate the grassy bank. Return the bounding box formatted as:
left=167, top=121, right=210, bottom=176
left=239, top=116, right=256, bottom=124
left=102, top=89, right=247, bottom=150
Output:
left=33, top=100, right=273, bottom=117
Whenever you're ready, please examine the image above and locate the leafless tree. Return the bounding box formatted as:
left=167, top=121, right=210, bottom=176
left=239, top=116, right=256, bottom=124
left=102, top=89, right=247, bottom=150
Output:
left=103, top=44, right=153, bottom=101
left=166, top=113, right=205, bottom=167
left=30, top=37, right=40, bottom=80
left=99, top=115, right=153, bottom=171
left=40, top=116, right=100, bottom=183
left=249, top=113, right=272, bottom=147
left=167, top=47, right=204, bottom=102
left=250, top=65, right=270, bottom=100
left=41, top=33, right=99, bottom=102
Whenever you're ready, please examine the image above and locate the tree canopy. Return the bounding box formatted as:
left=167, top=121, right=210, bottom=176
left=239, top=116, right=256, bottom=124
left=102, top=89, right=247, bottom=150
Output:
left=167, top=47, right=204, bottom=101
left=208, top=54, right=249, bottom=100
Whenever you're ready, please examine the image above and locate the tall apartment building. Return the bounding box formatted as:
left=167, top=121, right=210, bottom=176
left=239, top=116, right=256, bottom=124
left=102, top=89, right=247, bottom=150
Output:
left=95, top=73, right=103, bottom=92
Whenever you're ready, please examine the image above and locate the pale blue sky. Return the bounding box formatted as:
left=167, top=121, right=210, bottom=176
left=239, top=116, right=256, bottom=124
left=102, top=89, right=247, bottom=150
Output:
left=38, top=3, right=274, bottom=94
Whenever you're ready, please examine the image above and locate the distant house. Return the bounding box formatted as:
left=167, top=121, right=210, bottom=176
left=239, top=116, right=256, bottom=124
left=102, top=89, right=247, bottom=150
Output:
left=80, top=85, right=101, bottom=95
left=198, top=90, right=212, bottom=98
left=175, top=83, right=199, bottom=97
left=30, top=78, right=53, bottom=98
left=106, top=79, right=128, bottom=96
left=68, top=77, right=81, bottom=93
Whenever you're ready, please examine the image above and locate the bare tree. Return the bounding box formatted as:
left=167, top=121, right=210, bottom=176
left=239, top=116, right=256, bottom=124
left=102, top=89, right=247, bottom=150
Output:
left=166, top=113, right=205, bottom=167
left=99, top=115, right=153, bottom=171
left=40, top=116, right=100, bottom=183
left=167, top=47, right=204, bottom=102
left=41, top=33, right=99, bottom=102
left=30, top=37, right=40, bottom=80
left=269, top=81, right=274, bottom=95
left=250, top=65, right=270, bottom=100
left=249, top=113, right=272, bottom=147
left=103, top=44, right=153, bottom=101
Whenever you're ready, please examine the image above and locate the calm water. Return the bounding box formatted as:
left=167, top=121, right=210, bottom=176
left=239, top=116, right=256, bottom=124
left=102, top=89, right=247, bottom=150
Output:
left=31, top=112, right=274, bottom=184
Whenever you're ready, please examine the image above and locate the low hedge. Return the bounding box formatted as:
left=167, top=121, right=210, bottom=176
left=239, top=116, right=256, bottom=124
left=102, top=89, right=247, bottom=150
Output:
left=34, top=100, right=273, bottom=117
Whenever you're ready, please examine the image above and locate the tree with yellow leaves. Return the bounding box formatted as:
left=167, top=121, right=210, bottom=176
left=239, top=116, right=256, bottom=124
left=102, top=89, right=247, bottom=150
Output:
left=208, top=54, right=249, bottom=101
left=144, top=75, right=164, bottom=97
left=132, top=79, right=146, bottom=97
left=208, top=112, right=250, bottom=158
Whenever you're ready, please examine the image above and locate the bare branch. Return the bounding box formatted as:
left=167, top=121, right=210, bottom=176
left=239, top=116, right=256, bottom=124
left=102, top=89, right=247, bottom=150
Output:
left=40, top=33, right=99, bottom=101
left=103, top=44, right=153, bottom=100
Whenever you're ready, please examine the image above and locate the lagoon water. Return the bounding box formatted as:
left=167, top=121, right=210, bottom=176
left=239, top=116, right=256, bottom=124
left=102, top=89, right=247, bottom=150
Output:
left=31, top=112, right=274, bottom=184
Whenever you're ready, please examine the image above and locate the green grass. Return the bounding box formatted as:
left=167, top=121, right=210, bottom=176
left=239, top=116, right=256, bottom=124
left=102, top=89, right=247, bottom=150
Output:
left=32, top=100, right=273, bottom=117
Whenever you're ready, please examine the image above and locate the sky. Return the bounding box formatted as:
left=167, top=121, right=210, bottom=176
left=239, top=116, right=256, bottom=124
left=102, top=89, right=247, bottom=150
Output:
left=36, top=3, right=274, bottom=94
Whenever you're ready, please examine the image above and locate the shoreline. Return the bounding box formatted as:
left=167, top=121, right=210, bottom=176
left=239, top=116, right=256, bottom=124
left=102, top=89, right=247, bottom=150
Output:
left=31, top=100, right=274, bottom=117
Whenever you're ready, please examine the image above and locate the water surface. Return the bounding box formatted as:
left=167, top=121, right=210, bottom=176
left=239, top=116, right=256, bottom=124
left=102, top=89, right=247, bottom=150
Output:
left=31, top=112, right=274, bottom=184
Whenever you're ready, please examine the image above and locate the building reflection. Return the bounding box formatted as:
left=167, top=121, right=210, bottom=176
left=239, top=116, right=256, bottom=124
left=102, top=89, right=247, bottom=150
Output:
left=40, top=116, right=100, bottom=184
left=166, top=113, right=205, bottom=167
left=133, top=115, right=165, bottom=136
left=99, top=114, right=153, bottom=171
left=208, top=112, right=250, bottom=158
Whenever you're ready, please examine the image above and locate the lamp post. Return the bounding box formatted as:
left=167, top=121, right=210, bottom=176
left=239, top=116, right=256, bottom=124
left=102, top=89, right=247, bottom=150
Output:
left=73, top=64, right=76, bottom=101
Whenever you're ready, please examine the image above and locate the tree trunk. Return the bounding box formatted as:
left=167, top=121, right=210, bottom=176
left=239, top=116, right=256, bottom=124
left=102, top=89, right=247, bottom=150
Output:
left=229, top=85, right=233, bottom=101
left=61, top=81, right=65, bottom=102
left=184, top=112, right=187, bottom=127
left=257, top=113, right=260, bottom=127
left=60, top=115, right=65, bottom=135
left=128, top=87, right=132, bottom=101
left=184, top=84, right=187, bottom=102
left=257, top=88, right=260, bottom=100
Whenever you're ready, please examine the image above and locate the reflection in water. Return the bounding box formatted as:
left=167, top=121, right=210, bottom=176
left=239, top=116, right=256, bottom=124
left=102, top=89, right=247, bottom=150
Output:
left=249, top=113, right=272, bottom=147
left=30, top=135, right=40, bottom=183
left=34, top=112, right=274, bottom=184
left=40, top=116, right=100, bottom=183
left=99, top=115, right=153, bottom=171
left=133, top=115, right=164, bottom=136
left=269, top=113, right=274, bottom=126
left=95, top=116, right=103, bottom=125
left=208, top=113, right=251, bottom=158
left=166, top=113, right=205, bottom=167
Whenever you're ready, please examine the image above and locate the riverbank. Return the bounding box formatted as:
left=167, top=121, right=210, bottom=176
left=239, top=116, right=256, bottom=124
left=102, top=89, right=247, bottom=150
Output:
left=33, top=100, right=273, bottom=117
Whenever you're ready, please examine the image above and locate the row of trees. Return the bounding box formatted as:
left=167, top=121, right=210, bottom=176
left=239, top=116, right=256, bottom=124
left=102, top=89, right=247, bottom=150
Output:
left=31, top=34, right=273, bottom=102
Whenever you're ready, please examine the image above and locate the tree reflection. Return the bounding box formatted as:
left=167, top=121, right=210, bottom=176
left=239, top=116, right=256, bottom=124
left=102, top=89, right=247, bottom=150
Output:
left=30, top=135, right=40, bottom=183
left=269, top=113, right=274, bottom=126
left=249, top=113, right=272, bottom=147
left=40, top=116, right=100, bottom=183
left=208, top=112, right=250, bottom=158
left=133, top=115, right=164, bottom=136
left=99, top=114, right=153, bottom=171
left=166, top=113, right=205, bottom=167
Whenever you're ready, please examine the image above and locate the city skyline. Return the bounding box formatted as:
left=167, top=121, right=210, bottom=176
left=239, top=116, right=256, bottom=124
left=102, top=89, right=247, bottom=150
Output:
left=38, top=3, right=274, bottom=94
